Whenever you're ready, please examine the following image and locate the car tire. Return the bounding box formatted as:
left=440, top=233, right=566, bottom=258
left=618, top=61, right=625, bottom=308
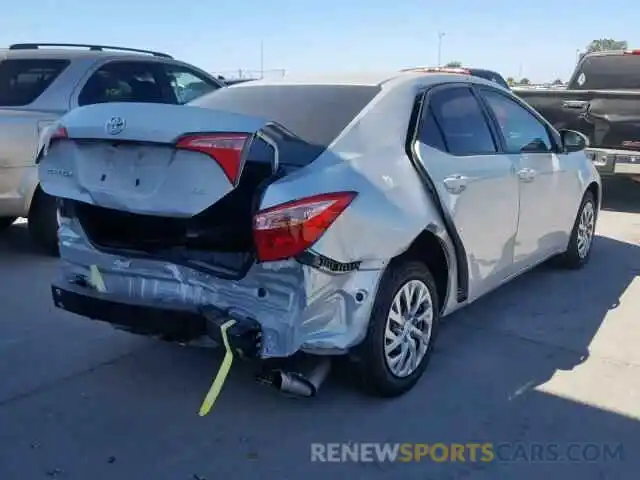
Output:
left=551, top=191, right=596, bottom=269
left=28, top=188, right=59, bottom=256
left=0, top=217, right=17, bottom=232
left=353, top=260, right=440, bottom=398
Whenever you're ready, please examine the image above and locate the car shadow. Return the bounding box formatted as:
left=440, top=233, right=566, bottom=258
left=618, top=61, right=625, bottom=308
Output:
left=1, top=231, right=637, bottom=479
left=601, top=177, right=640, bottom=214
left=0, top=220, right=40, bottom=257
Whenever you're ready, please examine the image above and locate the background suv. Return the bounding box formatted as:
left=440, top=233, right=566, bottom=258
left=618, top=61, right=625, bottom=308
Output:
left=0, top=42, right=224, bottom=254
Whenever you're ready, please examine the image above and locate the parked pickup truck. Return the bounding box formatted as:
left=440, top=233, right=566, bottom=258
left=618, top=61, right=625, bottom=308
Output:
left=0, top=43, right=224, bottom=254
left=514, top=50, right=640, bottom=182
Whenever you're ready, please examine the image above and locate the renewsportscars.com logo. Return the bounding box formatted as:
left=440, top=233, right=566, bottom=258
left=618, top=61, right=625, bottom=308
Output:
left=310, top=442, right=625, bottom=463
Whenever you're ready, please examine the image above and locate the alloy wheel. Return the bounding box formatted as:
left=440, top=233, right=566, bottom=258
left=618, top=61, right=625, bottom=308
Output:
left=383, top=279, right=434, bottom=378
left=577, top=200, right=595, bottom=259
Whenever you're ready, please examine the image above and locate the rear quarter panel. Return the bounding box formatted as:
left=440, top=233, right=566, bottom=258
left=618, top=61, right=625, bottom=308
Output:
left=259, top=80, right=455, bottom=269
left=0, top=109, right=63, bottom=166
left=0, top=54, right=89, bottom=215
left=0, top=109, right=62, bottom=216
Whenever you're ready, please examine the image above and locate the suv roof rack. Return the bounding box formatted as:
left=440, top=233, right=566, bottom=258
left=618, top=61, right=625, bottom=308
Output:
left=8, top=43, right=173, bottom=59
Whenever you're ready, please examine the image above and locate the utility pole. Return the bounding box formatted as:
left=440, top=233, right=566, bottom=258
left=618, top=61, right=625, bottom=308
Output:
left=260, top=40, right=264, bottom=79
left=437, top=32, right=445, bottom=66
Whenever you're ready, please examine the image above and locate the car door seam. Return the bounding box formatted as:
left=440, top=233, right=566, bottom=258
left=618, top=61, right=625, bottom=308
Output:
left=407, top=85, right=470, bottom=302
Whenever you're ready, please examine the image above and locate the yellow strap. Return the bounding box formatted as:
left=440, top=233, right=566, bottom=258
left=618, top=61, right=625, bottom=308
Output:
left=89, top=265, right=107, bottom=293
left=198, top=319, right=237, bottom=416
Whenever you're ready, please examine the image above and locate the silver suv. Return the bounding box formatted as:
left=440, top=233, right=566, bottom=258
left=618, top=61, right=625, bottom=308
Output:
left=0, top=43, right=223, bottom=253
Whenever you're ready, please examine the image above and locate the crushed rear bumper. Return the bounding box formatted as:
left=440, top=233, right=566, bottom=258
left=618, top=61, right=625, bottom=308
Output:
left=51, top=218, right=384, bottom=359
left=52, top=281, right=262, bottom=357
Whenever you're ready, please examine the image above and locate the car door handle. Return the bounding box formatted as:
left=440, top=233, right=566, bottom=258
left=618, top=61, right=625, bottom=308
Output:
left=517, top=168, right=537, bottom=182
left=443, top=174, right=468, bottom=194
left=561, top=100, right=589, bottom=110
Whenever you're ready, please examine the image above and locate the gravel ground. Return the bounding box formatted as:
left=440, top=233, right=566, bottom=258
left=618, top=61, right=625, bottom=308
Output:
left=0, top=179, right=638, bottom=480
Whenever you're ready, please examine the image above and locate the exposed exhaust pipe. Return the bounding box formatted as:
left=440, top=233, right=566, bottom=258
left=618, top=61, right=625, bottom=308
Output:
left=258, top=356, right=332, bottom=397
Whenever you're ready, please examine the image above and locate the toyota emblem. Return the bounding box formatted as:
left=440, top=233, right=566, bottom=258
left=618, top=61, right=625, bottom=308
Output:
left=105, top=116, right=126, bottom=135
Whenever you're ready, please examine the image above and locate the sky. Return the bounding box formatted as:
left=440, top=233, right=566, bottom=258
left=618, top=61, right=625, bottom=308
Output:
left=1, top=0, right=639, bottom=83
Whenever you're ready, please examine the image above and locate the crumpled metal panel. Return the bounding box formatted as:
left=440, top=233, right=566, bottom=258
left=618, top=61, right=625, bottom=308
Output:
left=57, top=217, right=383, bottom=358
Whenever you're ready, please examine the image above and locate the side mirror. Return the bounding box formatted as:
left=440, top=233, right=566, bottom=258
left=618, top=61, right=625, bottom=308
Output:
left=560, top=129, right=589, bottom=153
left=521, top=138, right=549, bottom=153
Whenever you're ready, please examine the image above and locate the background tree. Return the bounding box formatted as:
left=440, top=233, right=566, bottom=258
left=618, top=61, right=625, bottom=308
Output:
left=579, top=38, right=628, bottom=61
left=586, top=38, right=628, bottom=53
left=519, top=78, right=530, bottom=85
left=552, top=78, right=563, bottom=85
left=506, top=77, right=515, bottom=86
left=444, top=61, right=462, bottom=68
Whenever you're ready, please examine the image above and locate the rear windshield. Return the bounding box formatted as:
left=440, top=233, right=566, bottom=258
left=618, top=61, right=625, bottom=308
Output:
left=0, top=59, right=70, bottom=106
left=571, top=54, right=640, bottom=90
left=469, top=69, right=509, bottom=89
left=189, top=84, right=381, bottom=147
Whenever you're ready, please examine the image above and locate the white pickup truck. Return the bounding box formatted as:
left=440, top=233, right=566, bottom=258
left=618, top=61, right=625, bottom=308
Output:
left=0, top=43, right=223, bottom=254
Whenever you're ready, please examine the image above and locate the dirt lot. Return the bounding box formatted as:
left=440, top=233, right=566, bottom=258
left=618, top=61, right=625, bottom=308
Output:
left=0, top=179, right=638, bottom=480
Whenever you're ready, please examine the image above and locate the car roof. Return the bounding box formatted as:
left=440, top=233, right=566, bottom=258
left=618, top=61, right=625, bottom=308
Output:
left=226, top=70, right=504, bottom=90
left=228, top=71, right=401, bottom=87
left=0, top=44, right=172, bottom=61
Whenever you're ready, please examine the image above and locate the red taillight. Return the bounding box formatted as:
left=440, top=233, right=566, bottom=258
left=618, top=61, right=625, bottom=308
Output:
left=176, top=133, right=250, bottom=184
left=253, top=192, right=357, bottom=262
left=50, top=126, right=68, bottom=140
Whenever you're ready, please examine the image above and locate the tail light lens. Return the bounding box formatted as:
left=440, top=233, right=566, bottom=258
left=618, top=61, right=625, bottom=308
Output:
left=253, top=192, right=357, bottom=262
left=176, top=133, right=250, bottom=184
left=50, top=126, right=68, bottom=140
left=37, top=126, right=68, bottom=163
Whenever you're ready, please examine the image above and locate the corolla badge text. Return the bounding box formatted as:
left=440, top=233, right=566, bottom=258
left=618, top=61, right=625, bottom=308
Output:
left=105, top=116, right=126, bottom=135
left=47, top=168, right=73, bottom=177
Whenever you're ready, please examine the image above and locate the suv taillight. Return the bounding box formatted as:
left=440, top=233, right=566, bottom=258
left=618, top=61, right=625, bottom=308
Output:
left=175, top=133, right=250, bottom=184
left=253, top=192, right=357, bottom=262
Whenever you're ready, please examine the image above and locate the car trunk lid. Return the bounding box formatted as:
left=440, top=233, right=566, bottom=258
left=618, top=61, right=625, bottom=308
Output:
left=38, top=102, right=270, bottom=218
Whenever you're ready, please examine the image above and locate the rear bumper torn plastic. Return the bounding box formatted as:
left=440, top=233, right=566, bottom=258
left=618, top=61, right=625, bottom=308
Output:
left=53, top=218, right=384, bottom=359
left=51, top=281, right=262, bottom=357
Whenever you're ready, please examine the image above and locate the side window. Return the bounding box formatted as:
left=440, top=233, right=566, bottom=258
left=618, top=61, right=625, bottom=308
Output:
left=0, top=59, right=70, bottom=107
left=78, top=61, right=172, bottom=106
left=480, top=89, right=553, bottom=153
left=418, top=105, right=447, bottom=152
left=429, top=87, right=497, bottom=156
left=164, top=66, right=220, bottom=104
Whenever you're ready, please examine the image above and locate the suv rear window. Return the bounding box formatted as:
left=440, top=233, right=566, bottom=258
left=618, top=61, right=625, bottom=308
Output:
left=189, top=84, right=380, bottom=147
left=0, top=59, right=70, bottom=106
left=572, top=54, right=640, bottom=90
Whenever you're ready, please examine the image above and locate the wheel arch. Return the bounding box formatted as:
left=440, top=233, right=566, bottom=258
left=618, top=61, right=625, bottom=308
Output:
left=27, top=183, right=46, bottom=217
left=404, top=88, right=470, bottom=303
left=388, top=226, right=452, bottom=315
left=586, top=180, right=600, bottom=211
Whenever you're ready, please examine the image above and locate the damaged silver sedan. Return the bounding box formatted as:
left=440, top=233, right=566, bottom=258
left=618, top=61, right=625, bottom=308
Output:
left=37, top=72, right=601, bottom=397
